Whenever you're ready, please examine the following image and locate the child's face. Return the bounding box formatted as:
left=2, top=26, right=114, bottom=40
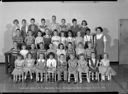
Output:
left=88, top=43, right=92, bottom=48
left=61, top=19, right=65, bottom=24
left=60, top=45, right=63, bottom=49
left=49, top=55, right=53, bottom=59
left=39, top=54, right=44, bottom=59
left=31, top=20, right=35, bottom=24
left=82, top=21, right=86, bottom=26
left=60, top=55, right=64, bottom=60
left=22, top=46, right=26, bottom=49
left=96, top=29, right=101, bottom=34
left=22, top=21, right=26, bottom=26
left=52, top=16, right=56, bottom=22
left=54, top=31, right=57, bottom=36
left=45, top=30, right=49, bottom=35
left=73, top=21, right=77, bottom=25
left=28, top=54, right=32, bottom=59
left=86, top=30, right=90, bottom=35
left=14, top=21, right=18, bottom=25
left=68, top=44, right=72, bottom=48
left=80, top=55, right=84, bottom=60
left=40, top=44, right=44, bottom=49
left=61, top=32, right=64, bottom=37
left=91, top=53, right=95, bottom=58
left=104, top=54, right=108, bottom=59
left=68, top=32, right=72, bottom=37
left=77, top=32, right=81, bottom=37
left=38, top=32, right=42, bottom=37
left=13, top=42, right=17, bottom=48
left=41, top=20, right=45, bottom=25
left=78, top=44, right=83, bottom=48
left=70, top=54, right=74, bottom=60
left=28, top=31, right=32, bottom=36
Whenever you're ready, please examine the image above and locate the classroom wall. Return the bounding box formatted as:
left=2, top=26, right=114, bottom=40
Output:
left=0, top=1, right=128, bottom=62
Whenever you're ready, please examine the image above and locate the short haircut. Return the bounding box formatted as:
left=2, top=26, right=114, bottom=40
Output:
left=81, top=20, right=88, bottom=26
left=41, top=18, right=45, bottom=22
left=61, top=19, right=66, bottom=21
left=59, top=54, right=65, bottom=57
left=60, top=31, right=66, bottom=37
left=52, top=15, right=56, bottom=19
left=16, top=29, right=20, bottom=31
left=67, top=30, right=73, bottom=37
left=17, top=54, right=23, bottom=59
left=30, top=18, right=35, bottom=21
left=13, top=19, right=19, bottom=24
left=22, top=19, right=26, bottom=23
left=72, top=18, right=77, bottom=23
left=95, top=26, right=103, bottom=32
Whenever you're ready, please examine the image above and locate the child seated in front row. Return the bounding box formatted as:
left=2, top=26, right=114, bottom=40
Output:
left=23, top=53, right=35, bottom=80
left=78, top=54, right=90, bottom=83
left=35, top=53, right=46, bottom=82
left=68, top=54, right=78, bottom=84
left=46, top=52, right=57, bottom=81
left=88, top=52, right=99, bottom=81
left=57, top=54, right=67, bottom=82
left=99, top=53, right=116, bottom=81
left=12, top=54, right=24, bottom=82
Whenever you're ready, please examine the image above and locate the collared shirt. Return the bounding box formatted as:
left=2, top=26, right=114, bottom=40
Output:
left=46, top=59, right=57, bottom=68
left=96, top=33, right=107, bottom=42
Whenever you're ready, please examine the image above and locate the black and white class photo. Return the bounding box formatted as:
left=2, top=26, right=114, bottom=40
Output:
left=0, top=0, right=128, bottom=94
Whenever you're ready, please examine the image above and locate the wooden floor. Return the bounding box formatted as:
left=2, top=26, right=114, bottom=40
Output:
left=0, top=64, right=128, bottom=93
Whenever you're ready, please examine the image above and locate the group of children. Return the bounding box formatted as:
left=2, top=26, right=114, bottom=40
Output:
left=10, top=16, right=116, bottom=84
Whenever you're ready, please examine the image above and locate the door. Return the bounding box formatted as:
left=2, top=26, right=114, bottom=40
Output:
left=119, top=19, right=128, bottom=64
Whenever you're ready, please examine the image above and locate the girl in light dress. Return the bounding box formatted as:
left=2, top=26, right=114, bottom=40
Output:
left=35, top=31, right=44, bottom=49
left=99, top=53, right=116, bottom=81
left=75, top=42, right=86, bottom=58
left=51, top=30, right=60, bottom=49
left=20, top=44, right=29, bottom=59
left=35, top=53, right=46, bottom=82
left=56, top=43, right=66, bottom=59
left=84, top=28, right=93, bottom=49
left=23, top=53, right=35, bottom=80
left=46, top=52, right=57, bottom=81
left=75, top=31, right=83, bottom=48
left=12, top=54, right=24, bottom=82
left=60, top=31, right=66, bottom=47
left=78, top=54, right=90, bottom=83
